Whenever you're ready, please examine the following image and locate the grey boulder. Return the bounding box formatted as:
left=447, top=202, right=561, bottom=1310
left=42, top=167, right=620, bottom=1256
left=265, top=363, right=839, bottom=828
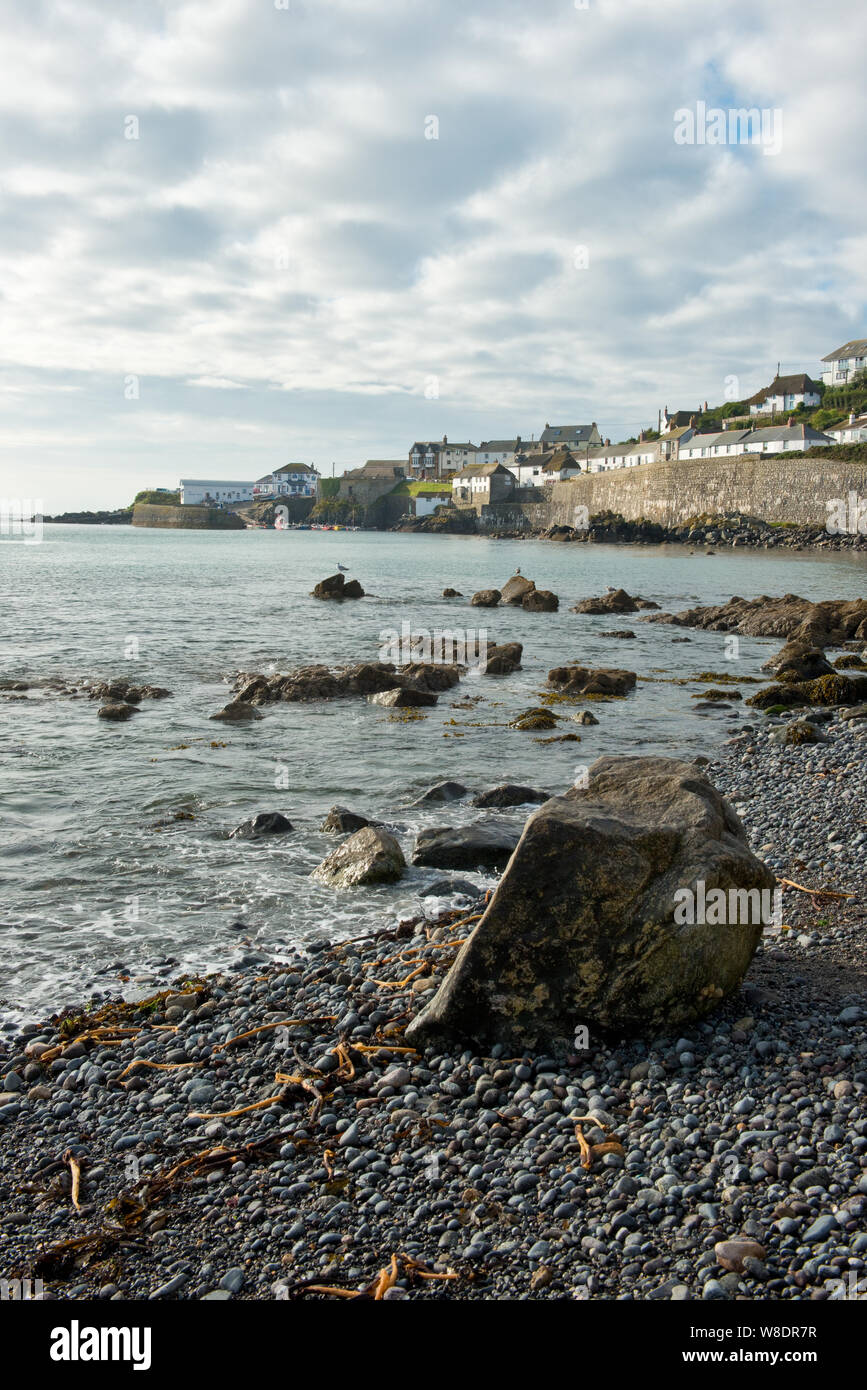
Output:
left=312, top=826, right=405, bottom=887
left=412, top=821, right=521, bottom=870
left=406, top=755, right=774, bottom=1049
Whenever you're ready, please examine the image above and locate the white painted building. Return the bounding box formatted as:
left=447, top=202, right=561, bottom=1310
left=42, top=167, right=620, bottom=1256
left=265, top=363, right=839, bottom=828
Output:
left=679, top=429, right=753, bottom=459
left=827, top=413, right=867, bottom=444
left=414, top=489, right=452, bottom=516
left=476, top=437, right=535, bottom=469
left=747, top=374, right=822, bottom=416
left=743, top=424, right=834, bottom=453
left=253, top=463, right=319, bottom=498
left=179, top=479, right=255, bottom=506
left=820, top=340, right=867, bottom=388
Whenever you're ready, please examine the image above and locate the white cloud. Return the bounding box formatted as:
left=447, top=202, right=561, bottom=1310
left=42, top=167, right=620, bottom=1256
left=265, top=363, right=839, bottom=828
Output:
left=0, top=0, right=865, bottom=509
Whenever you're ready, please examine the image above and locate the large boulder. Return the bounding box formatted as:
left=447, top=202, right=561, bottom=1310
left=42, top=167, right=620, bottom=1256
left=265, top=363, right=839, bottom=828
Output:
left=472, top=785, right=550, bottom=809
left=320, top=806, right=371, bottom=833
left=311, top=573, right=365, bottom=600
left=368, top=686, right=438, bottom=708
left=413, top=780, right=468, bottom=804
left=571, top=589, right=658, bottom=615
left=747, top=672, right=867, bottom=710
left=500, top=574, right=536, bottom=606
left=548, top=665, right=636, bottom=697
left=470, top=589, right=501, bottom=608
left=522, top=589, right=559, bottom=612
left=412, top=821, right=522, bottom=870
left=762, top=640, right=834, bottom=683
left=230, top=812, right=294, bottom=839
left=481, top=642, right=522, bottom=675
left=312, top=826, right=405, bottom=887
left=98, top=702, right=139, bottom=721
left=640, top=594, right=867, bottom=646
left=406, top=756, right=774, bottom=1050
left=210, top=701, right=263, bottom=722
left=509, top=708, right=560, bottom=731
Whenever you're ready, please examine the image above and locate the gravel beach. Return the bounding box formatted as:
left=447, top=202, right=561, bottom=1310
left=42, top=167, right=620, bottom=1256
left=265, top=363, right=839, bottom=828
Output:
left=2, top=717, right=865, bottom=1303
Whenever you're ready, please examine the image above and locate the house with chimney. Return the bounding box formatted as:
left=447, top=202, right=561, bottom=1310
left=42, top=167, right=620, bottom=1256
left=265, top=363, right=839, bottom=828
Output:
left=539, top=422, right=602, bottom=453
left=451, top=461, right=515, bottom=509
left=747, top=374, right=822, bottom=416
left=408, top=437, right=477, bottom=478
left=680, top=428, right=753, bottom=459
left=820, top=340, right=867, bottom=388
left=826, top=412, right=867, bottom=444
left=475, top=437, right=534, bottom=469
left=253, top=463, right=320, bottom=498
left=538, top=449, right=583, bottom=483
left=743, top=423, right=833, bottom=453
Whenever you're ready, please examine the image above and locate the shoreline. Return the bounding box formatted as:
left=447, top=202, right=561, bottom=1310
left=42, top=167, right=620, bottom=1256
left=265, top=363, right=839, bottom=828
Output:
left=2, top=717, right=865, bottom=1302
left=41, top=513, right=867, bottom=554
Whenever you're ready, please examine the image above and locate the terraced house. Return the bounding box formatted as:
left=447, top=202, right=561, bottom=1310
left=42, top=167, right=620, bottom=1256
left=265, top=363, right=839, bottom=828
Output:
left=408, top=436, right=477, bottom=478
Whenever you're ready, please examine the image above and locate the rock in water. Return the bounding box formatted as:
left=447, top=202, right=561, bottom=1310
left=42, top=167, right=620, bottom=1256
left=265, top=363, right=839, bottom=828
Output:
left=470, top=589, right=501, bottom=607
left=412, top=781, right=468, bottom=804
left=500, top=574, right=536, bottom=606
left=412, top=822, right=521, bottom=870
left=522, top=589, right=559, bottom=612
left=481, top=642, right=522, bottom=675
left=471, top=785, right=550, bottom=808
left=210, top=701, right=263, bottom=722
left=368, top=686, right=438, bottom=707
left=311, top=574, right=365, bottom=600
left=229, top=812, right=294, bottom=839
left=320, top=806, right=371, bottom=833
left=406, top=755, right=774, bottom=1049
left=97, top=702, right=139, bottom=721
left=762, top=640, right=834, bottom=682
left=312, top=826, right=405, bottom=887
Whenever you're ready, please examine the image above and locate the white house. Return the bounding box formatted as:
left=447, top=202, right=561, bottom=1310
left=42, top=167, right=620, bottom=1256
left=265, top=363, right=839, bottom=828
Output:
left=253, top=463, right=319, bottom=498
left=747, top=374, right=822, bottom=416
left=825, top=413, right=867, bottom=444
left=451, top=462, right=515, bottom=506
left=179, top=479, right=255, bottom=506
left=538, top=449, right=583, bottom=483
left=743, top=424, right=834, bottom=453
left=476, top=437, right=535, bottom=469
left=821, top=340, right=867, bottom=388
left=679, top=429, right=753, bottom=459
left=585, top=442, right=642, bottom=472
left=414, top=488, right=452, bottom=517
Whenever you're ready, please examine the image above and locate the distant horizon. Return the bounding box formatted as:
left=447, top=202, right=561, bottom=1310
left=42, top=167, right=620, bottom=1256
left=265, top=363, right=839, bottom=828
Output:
left=2, top=0, right=865, bottom=512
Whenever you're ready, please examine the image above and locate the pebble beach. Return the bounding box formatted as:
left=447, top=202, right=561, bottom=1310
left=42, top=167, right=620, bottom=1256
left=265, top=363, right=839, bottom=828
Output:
left=2, top=714, right=865, bottom=1303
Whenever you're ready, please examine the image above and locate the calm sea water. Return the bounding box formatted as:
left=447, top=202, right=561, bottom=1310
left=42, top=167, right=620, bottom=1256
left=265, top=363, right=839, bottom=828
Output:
left=1, top=524, right=865, bottom=1023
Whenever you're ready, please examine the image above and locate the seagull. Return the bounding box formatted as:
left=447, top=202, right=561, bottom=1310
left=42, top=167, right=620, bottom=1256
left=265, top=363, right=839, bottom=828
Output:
left=605, top=585, right=616, bottom=592
left=337, top=563, right=348, bottom=572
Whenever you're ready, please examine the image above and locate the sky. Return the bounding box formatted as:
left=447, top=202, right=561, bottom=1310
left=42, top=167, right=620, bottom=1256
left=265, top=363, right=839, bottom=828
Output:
left=1, top=0, right=866, bottom=513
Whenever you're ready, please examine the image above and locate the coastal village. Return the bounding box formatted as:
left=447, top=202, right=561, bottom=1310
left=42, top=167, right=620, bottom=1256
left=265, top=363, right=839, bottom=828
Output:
left=174, top=337, right=867, bottom=523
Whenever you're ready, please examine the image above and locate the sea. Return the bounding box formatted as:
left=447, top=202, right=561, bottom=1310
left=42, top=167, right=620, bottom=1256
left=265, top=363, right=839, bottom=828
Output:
left=1, top=523, right=864, bottom=1025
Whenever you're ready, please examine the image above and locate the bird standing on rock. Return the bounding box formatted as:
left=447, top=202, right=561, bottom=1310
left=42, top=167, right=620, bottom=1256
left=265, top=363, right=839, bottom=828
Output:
left=337, top=563, right=348, bottom=572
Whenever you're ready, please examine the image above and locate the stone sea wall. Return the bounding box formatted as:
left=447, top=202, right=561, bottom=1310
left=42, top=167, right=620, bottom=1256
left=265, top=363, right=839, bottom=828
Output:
left=480, top=452, right=867, bottom=530
left=131, top=503, right=246, bottom=530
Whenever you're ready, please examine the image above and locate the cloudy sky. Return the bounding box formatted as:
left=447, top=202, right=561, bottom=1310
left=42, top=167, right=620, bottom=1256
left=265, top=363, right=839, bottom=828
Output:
left=2, top=0, right=866, bottom=512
